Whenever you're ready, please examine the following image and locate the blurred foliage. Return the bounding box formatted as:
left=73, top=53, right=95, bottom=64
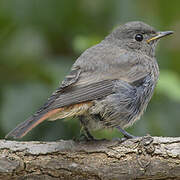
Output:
left=0, top=0, right=179, bottom=141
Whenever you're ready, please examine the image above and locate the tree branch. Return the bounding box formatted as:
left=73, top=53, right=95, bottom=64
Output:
left=0, top=136, right=180, bottom=179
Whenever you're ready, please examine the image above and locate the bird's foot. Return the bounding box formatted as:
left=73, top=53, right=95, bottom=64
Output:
left=73, top=133, right=91, bottom=142
left=74, top=129, right=107, bottom=142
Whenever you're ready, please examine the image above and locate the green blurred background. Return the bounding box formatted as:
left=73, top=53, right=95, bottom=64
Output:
left=0, top=0, right=179, bottom=141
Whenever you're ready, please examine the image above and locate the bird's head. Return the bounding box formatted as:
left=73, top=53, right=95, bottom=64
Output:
left=106, top=21, right=173, bottom=57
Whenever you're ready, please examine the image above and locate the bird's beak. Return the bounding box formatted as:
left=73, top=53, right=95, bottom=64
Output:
left=147, top=31, right=174, bottom=43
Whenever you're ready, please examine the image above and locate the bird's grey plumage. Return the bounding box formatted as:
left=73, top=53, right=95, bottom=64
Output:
left=6, top=21, right=173, bottom=139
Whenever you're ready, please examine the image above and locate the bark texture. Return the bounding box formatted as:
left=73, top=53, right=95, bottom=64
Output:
left=0, top=136, right=179, bottom=180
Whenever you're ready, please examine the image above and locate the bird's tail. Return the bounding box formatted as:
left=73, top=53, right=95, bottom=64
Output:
left=5, top=109, right=60, bottom=139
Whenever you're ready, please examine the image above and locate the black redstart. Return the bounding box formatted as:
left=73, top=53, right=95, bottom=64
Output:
left=6, top=21, right=173, bottom=140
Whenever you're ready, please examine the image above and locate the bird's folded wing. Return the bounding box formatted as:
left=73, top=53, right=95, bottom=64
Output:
left=47, top=79, right=115, bottom=110
left=36, top=64, right=115, bottom=113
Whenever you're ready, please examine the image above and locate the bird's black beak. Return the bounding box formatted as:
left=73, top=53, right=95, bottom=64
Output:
left=147, top=31, right=174, bottom=43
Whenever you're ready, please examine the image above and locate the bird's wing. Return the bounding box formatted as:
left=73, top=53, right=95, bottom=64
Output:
left=37, top=65, right=115, bottom=112
left=46, top=79, right=115, bottom=110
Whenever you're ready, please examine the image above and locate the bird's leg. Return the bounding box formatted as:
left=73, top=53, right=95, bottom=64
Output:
left=83, top=126, right=96, bottom=140
left=116, top=126, right=137, bottom=139
left=78, top=116, right=96, bottom=141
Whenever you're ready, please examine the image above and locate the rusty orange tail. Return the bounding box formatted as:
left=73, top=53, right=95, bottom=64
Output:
left=5, top=109, right=61, bottom=139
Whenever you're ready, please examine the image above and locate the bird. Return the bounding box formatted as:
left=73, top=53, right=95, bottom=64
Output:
left=5, top=21, right=173, bottom=140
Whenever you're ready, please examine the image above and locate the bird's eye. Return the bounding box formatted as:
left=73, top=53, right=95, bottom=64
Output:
left=135, top=34, right=143, bottom=41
